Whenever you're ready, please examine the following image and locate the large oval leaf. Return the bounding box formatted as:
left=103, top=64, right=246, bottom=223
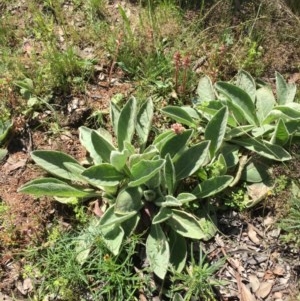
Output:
left=276, top=71, right=297, bottom=105
left=167, top=210, right=205, bottom=239
left=232, top=137, right=291, bottom=161
left=146, top=224, right=170, bottom=279
left=241, top=159, right=271, bottom=182
left=193, top=175, right=233, bottom=198
left=31, top=150, right=82, bottom=181
left=216, top=82, right=259, bottom=126
left=110, top=101, right=121, bottom=134
left=101, top=226, right=124, bottom=256
left=82, top=163, right=125, bottom=187
left=161, top=106, right=196, bottom=127
left=152, top=207, right=173, bottom=224
left=79, top=126, right=102, bottom=164
left=169, top=229, right=187, bottom=273
left=19, top=178, right=98, bottom=198
left=205, top=107, right=228, bottom=158
left=161, top=129, right=193, bottom=158
left=136, top=98, right=153, bottom=151
left=174, top=141, right=210, bottom=181
left=164, top=154, right=176, bottom=195
left=99, top=205, right=137, bottom=229
left=196, top=75, right=216, bottom=104
left=270, top=119, right=289, bottom=146
left=256, top=87, right=276, bottom=125
left=129, top=159, right=165, bottom=187
left=235, top=70, right=256, bottom=102
left=117, top=97, right=137, bottom=150
left=91, top=130, right=116, bottom=163
left=115, top=186, right=144, bottom=215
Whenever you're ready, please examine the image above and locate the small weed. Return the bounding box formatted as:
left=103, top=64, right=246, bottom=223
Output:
left=273, top=175, right=289, bottom=195
left=224, top=186, right=249, bottom=211
left=169, top=247, right=226, bottom=301
left=279, top=182, right=300, bottom=248
left=27, top=231, right=144, bottom=300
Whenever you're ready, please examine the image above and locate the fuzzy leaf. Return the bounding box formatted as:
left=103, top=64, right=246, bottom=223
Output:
left=91, top=130, right=116, bottom=163
left=205, top=107, right=228, bottom=158
left=82, top=163, right=125, bottom=187
left=276, top=71, right=297, bottom=104
left=161, top=106, right=196, bottom=127
left=232, top=137, right=291, bottom=161
left=19, top=178, right=98, bottom=198
left=270, top=119, right=289, bottom=145
left=220, top=143, right=240, bottom=168
left=167, top=210, right=205, bottom=239
left=129, top=159, right=165, bottom=187
left=196, top=75, right=216, bottom=103
left=79, top=126, right=102, bottom=164
left=101, top=226, right=124, bottom=256
left=216, top=82, right=259, bottom=126
left=152, top=207, right=173, bottom=224
left=129, top=146, right=158, bottom=168
left=110, top=101, right=121, bottom=134
left=153, top=130, right=175, bottom=151
left=235, top=70, right=256, bottom=102
left=110, top=149, right=129, bottom=171
left=174, top=141, right=210, bottom=181
left=226, top=125, right=254, bottom=140
left=115, top=186, right=144, bottom=215
left=136, top=98, right=153, bottom=150
left=177, top=193, right=197, bottom=204
left=155, top=195, right=182, bottom=207
left=256, top=87, right=276, bottom=124
left=169, top=229, right=187, bottom=273
left=241, top=159, right=270, bottom=182
left=31, top=150, right=83, bottom=181
left=164, top=154, right=176, bottom=195
left=193, top=175, right=233, bottom=198
left=146, top=224, right=170, bottom=279
left=161, top=129, right=193, bottom=158
left=99, top=205, right=137, bottom=229
left=117, top=97, right=137, bottom=150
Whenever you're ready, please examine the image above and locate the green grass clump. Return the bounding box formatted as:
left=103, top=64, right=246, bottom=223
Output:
left=26, top=231, right=144, bottom=300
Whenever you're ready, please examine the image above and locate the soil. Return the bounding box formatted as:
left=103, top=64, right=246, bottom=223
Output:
left=1, top=0, right=300, bottom=300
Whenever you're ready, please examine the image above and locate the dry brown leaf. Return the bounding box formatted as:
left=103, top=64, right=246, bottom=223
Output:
left=249, top=274, right=260, bottom=293
left=16, top=278, right=33, bottom=295
left=241, top=282, right=257, bottom=301
left=3, top=158, right=27, bottom=174
left=288, top=73, right=300, bottom=84
left=248, top=224, right=260, bottom=244
left=273, top=265, right=285, bottom=276
left=139, top=292, right=147, bottom=301
left=256, top=281, right=273, bottom=299
left=93, top=200, right=103, bottom=217
left=247, top=182, right=272, bottom=205
left=264, top=270, right=275, bottom=280
left=273, top=291, right=283, bottom=299
left=263, top=216, right=274, bottom=227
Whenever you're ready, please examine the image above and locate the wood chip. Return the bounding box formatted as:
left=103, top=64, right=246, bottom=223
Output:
left=248, top=224, right=260, bottom=244
left=249, top=274, right=260, bottom=293
left=256, top=281, right=273, bottom=299
left=273, top=265, right=285, bottom=276
left=241, top=283, right=257, bottom=301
